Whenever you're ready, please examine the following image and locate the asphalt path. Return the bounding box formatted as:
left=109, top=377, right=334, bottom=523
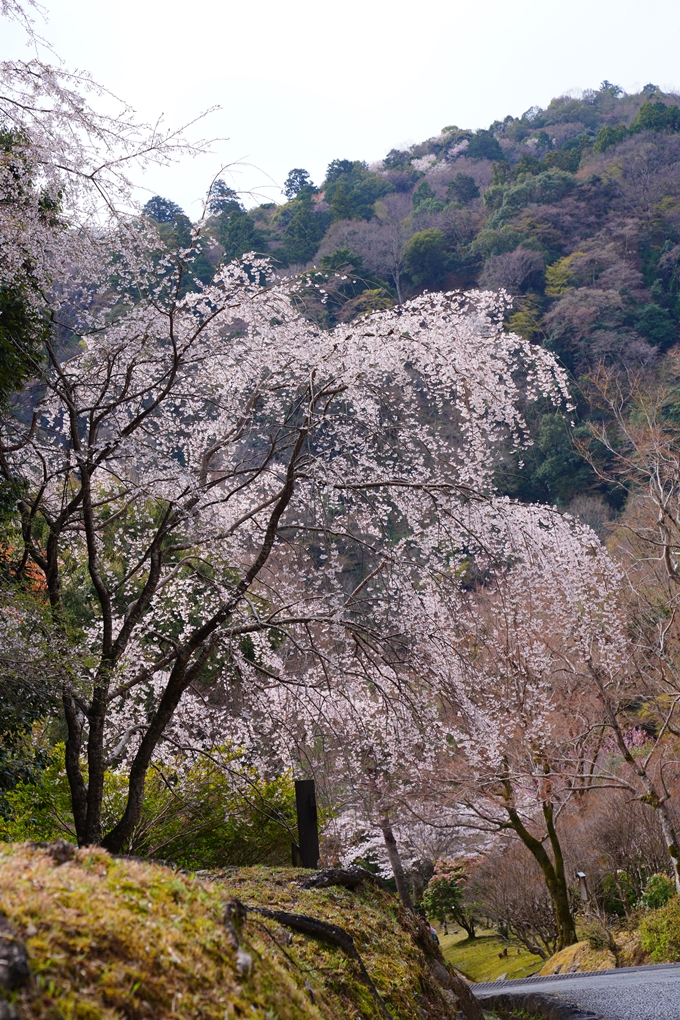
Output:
left=473, top=963, right=680, bottom=1019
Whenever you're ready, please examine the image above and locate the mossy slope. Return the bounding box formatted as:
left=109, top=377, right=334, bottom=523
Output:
left=0, top=843, right=458, bottom=1020
left=538, top=941, right=616, bottom=975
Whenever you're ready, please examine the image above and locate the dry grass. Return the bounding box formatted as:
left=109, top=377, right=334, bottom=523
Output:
left=0, top=844, right=454, bottom=1020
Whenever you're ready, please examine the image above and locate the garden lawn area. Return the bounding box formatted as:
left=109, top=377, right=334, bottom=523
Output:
left=439, top=928, right=543, bottom=983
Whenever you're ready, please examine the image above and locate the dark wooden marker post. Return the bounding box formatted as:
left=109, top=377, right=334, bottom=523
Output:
left=292, top=779, right=319, bottom=868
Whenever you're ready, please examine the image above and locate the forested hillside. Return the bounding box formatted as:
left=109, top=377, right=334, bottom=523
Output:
left=145, top=80, right=680, bottom=518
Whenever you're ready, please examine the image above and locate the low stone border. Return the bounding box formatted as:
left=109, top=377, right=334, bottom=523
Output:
left=473, top=959, right=680, bottom=990
left=476, top=991, right=600, bottom=1020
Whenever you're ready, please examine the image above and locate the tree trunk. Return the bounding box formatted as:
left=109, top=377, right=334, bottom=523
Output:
left=394, top=270, right=403, bottom=305
left=101, top=649, right=205, bottom=853
left=542, top=801, right=577, bottom=947
left=454, top=910, right=476, bottom=939
left=82, top=682, right=109, bottom=845
left=655, top=798, right=680, bottom=894
left=606, top=700, right=680, bottom=894
left=63, top=693, right=87, bottom=844
left=505, top=802, right=577, bottom=951
left=380, top=819, right=412, bottom=909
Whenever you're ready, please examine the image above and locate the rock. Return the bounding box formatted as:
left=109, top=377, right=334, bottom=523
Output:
left=31, top=840, right=76, bottom=865
left=431, top=959, right=454, bottom=988
left=614, top=929, right=651, bottom=968
left=236, top=948, right=252, bottom=976
left=478, top=991, right=601, bottom=1020
left=299, top=867, right=390, bottom=891
left=0, top=915, right=29, bottom=990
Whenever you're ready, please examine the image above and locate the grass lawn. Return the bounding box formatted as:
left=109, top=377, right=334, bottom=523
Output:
left=439, top=927, right=544, bottom=984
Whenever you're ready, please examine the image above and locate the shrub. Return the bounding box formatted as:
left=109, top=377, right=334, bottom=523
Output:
left=639, top=896, right=680, bottom=962
left=404, top=229, right=447, bottom=287
left=424, top=857, right=477, bottom=938
left=0, top=743, right=298, bottom=867
left=581, top=918, right=616, bottom=952
left=641, top=873, right=676, bottom=910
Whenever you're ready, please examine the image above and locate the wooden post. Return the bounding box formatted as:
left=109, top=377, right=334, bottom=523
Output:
left=293, top=779, right=319, bottom=868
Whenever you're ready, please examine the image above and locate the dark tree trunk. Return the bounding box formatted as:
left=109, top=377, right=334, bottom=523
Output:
left=63, top=693, right=87, bottom=844
left=101, top=645, right=212, bottom=853
left=380, top=819, right=412, bottom=909
left=505, top=802, right=577, bottom=951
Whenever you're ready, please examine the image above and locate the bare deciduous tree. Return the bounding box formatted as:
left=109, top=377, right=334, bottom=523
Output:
left=317, top=194, right=413, bottom=302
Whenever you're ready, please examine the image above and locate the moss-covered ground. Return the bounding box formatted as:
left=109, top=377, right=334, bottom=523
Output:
left=538, top=940, right=616, bottom=975
left=0, top=843, right=460, bottom=1020
left=439, top=930, right=542, bottom=984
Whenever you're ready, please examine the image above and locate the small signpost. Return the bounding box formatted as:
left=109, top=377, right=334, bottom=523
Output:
left=292, top=779, right=320, bottom=868
left=577, top=871, right=589, bottom=903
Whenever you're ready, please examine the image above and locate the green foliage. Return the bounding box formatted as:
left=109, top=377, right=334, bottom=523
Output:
left=324, top=159, right=392, bottom=221
left=0, top=742, right=297, bottom=868
left=132, top=755, right=298, bottom=868
left=471, top=225, right=527, bottom=260
left=213, top=200, right=268, bottom=264
left=207, top=179, right=239, bottom=214
left=632, top=101, right=680, bottom=134
left=0, top=286, right=47, bottom=402
left=294, top=250, right=392, bottom=326
left=639, top=895, right=680, bottom=961
left=601, top=870, right=637, bottom=916
left=143, top=195, right=215, bottom=290
left=0, top=743, right=75, bottom=841
left=635, top=303, right=677, bottom=350
left=485, top=170, right=575, bottom=228
left=581, top=918, right=616, bottom=952
left=544, top=252, right=584, bottom=296
left=424, top=859, right=477, bottom=938
left=412, top=181, right=443, bottom=214
left=543, top=145, right=584, bottom=173
left=532, top=414, right=593, bottom=503
left=466, top=129, right=504, bottom=162
left=594, top=124, right=629, bottom=152
left=507, top=294, right=544, bottom=341
left=383, top=148, right=412, bottom=169
left=143, top=195, right=184, bottom=223
left=641, top=873, right=676, bottom=910
left=283, top=168, right=315, bottom=200
left=272, top=193, right=329, bottom=265
left=0, top=713, right=52, bottom=816
left=0, top=131, right=51, bottom=394
left=446, top=173, right=479, bottom=205
left=404, top=229, right=447, bottom=287
left=495, top=412, right=599, bottom=507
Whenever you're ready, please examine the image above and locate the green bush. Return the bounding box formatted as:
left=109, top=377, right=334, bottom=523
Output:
left=0, top=743, right=298, bottom=868
left=639, top=895, right=680, bottom=961
left=424, top=857, right=477, bottom=938
left=581, top=918, right=616, bottom=952
left=404, top=229, right=448, bottom=287
left=641, top=873, right=676, bottom=910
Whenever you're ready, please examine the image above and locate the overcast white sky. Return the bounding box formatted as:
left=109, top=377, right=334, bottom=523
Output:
left=3, top=0, right=680, bottom=215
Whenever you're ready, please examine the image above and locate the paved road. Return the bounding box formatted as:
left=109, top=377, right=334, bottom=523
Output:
left=473, top=963, right=680, bottom=1019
